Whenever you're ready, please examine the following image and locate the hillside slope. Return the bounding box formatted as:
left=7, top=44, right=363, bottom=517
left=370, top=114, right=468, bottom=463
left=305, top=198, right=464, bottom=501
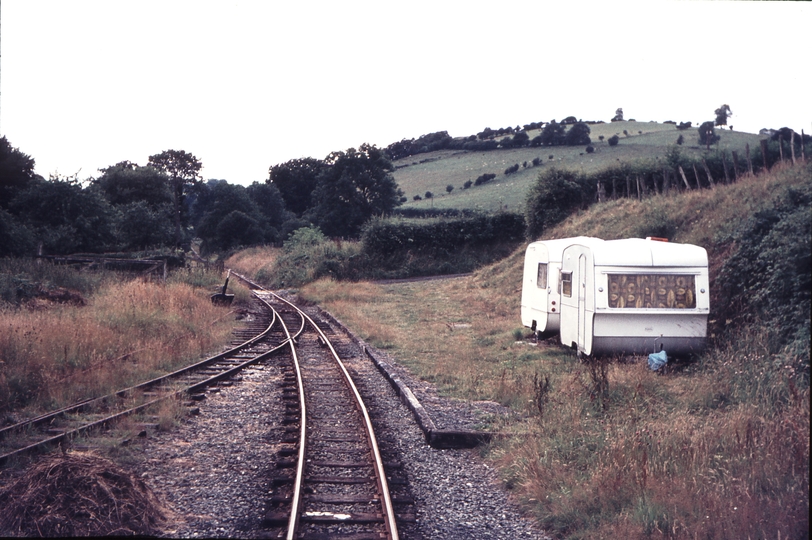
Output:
left=301, top=161, right=810, bottom=539
left=392, top=122, right=763, bottom=212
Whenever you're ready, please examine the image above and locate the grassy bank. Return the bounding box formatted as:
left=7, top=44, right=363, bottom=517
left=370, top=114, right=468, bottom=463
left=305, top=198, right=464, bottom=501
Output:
left=300, top=163, right=810, bottom=539
left=0, top=264, right=240, bottom=416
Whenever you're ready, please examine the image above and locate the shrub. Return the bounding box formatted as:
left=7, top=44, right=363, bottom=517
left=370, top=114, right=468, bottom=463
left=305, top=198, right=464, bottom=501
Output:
left=698, top=121, right=720, bottom=146
left=585, top=145, right=595, bottom=154
left=463, top=180, right=473, bottom=189
left=413, top=194, right=422, bottom=201
left=474, top=173, right=496, bottom=186
left=608, top=135, right=619, bottom=146
left=525, top=167, right=587, bottom=239
left=504, top=164, right=520, bottom=175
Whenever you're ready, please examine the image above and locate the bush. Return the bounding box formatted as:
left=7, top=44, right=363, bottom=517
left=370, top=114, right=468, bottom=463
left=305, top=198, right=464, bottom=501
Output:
left=474, top=173, right=496, bottom=186
left=608, top=135, right=619, bottom=146
left=504, top=164, right=520, bottom=175
left=463, top=180, right=472, bottom=189
left=525, top=167, right=587, bottom=239
left=715, top=175, right=812, bottom=354
left=585, top=145, right=595, bottom=154
left=698, top=121, right=720, bottom=146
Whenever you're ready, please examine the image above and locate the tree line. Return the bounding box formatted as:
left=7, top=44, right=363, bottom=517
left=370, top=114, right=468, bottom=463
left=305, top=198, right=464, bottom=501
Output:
left=0, top=138, right=403, bottom=257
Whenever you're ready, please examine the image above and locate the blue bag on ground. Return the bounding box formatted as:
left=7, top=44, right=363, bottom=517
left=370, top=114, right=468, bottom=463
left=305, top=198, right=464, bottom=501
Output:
left=648, top=350, right=668, bottom=371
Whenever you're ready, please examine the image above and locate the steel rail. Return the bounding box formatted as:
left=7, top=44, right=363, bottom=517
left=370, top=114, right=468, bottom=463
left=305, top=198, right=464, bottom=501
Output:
left=0, top=307, right=280, bottom=442
left=230, top=272, right=399, bottom=540
left=0, top=296, right=292, bottom=466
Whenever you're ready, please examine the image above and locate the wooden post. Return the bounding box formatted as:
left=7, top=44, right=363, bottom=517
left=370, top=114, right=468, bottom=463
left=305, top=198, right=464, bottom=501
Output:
left=626, top=175, right=631, bottom=198
left=802, top=130, right=807, bottom=162
left=731, top=150, right=740, bottom=180
left=778, top=134, right=784, bottom=163
left=746, top=143, right=754, bottom=175
left=722, top=153, right=730, bottom=184
left=790, top=131, right=796, bottom=165
left=597, top=181, right=605, bottom=203
left=663, top=169, right=670, bottom=195
left=679, top=166, right=691, bottom=189
left=636, top=176, right=641, bottom=200
left=702, top=159, right=716, bottom=188
left=760, top=139, right=769, bottom=172
left=692, top=164, right=701, bottom=189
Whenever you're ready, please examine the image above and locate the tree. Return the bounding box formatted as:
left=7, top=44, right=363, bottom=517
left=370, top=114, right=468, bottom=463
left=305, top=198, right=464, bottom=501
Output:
left=565, top=122, right=591, bottom=146
left=94, top=161, right=172, bottom=209
left=268, top=157, right=325, bottom=217
left=698, top=121, right=720, bottom=147
left=612, top=108, right=624, bottom=122
left=446, top=184, right=454, bottom=194
left=539, top=121, right=567, bottom=146
left=608, top=135, right=620, bottom=147
left=306, top=144, right=403, bottom=238
left=424, top=191, right=433, bottom=199
left=525, top=167, right=586, bottom=239
left=148, top=150, right=202, bottom=247
left=0, top=137, right=37, bottom=210
left=9, top=175, right=117, bottom=254
left=714, top=104, right=732, bottom=128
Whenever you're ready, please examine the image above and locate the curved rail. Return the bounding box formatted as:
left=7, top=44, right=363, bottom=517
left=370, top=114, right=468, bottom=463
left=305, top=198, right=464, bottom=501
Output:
left=232, top=272, right=399, bottom=540
left=0, top=295, right=289, bottom=466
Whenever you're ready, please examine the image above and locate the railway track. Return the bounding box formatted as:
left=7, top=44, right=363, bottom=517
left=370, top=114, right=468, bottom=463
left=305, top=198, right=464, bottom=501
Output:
left=232, top=274, right=407, bottom=540
left=2, top=271, right=411, bottom=539
left=0, top=297, right=284, bottom=467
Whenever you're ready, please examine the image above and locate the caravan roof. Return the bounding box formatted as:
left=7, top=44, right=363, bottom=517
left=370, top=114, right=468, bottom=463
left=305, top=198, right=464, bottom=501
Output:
left=586, top=238, right=707, bottom=267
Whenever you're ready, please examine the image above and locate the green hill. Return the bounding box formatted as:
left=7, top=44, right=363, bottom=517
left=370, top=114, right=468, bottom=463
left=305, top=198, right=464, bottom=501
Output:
left=392, top=121, right=763, bottom=212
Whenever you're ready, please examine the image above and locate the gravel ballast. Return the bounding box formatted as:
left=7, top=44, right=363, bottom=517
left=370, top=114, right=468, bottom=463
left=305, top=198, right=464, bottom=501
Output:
left=127, top=302, right=548, bottom=539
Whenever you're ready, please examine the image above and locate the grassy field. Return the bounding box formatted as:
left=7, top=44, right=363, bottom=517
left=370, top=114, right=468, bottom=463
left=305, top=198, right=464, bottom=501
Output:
left=299, top=162, right=810, bottom=539
left=393, top=121, right=764, bottom=212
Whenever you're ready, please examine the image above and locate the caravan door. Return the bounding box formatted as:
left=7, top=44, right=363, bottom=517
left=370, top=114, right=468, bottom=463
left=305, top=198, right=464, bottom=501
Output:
left=577, top=253, right=587, bottom=352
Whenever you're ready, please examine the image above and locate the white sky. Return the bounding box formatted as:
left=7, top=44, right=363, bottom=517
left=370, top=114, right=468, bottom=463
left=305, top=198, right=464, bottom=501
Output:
left=1, top=1, right=810, bottom=186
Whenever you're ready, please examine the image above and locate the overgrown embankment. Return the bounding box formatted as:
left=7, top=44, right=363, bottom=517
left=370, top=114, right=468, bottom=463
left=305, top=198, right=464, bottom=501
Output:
left=227, top=213, right=525, bottom=287
left=0, top=262, right=241, bottom=414
left=300, top=161, right=810, bottom=539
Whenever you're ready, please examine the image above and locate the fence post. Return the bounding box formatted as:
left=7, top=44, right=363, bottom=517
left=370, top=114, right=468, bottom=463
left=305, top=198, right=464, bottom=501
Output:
left=702, top=159, right=716, bottom=188
left=760, top=139, right=769, bottom=172
left=778, top=134, right=784, bottom=164
left=678, top=166, right=691, bottom=189
left=636, top=176, right=642, bottom=200
left=790, top=131, right=796, bottom=165
left=722, top=153, right=730, bottom=184
left=802, top=130, right=807, bottom=162
left=626, top=175, right=631, bottom=198
left=746, top=143, right=754, bottom=176
left=663, top=169, right=670, bottom=195
left=731, top=151, right=740, bottom=180
left=692, top=164, right=702, bottom=189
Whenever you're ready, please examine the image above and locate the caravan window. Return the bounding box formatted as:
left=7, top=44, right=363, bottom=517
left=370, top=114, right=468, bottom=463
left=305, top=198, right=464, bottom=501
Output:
left=536, top=263, right=547, bottom=289
left=561, top=271, right=573, bottom=297
left=607, top=274, right=696, bottom=309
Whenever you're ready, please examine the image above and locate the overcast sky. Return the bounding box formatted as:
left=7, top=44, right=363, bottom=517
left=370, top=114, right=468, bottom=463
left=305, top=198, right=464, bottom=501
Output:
left=2, top=1, right=810, bottom=186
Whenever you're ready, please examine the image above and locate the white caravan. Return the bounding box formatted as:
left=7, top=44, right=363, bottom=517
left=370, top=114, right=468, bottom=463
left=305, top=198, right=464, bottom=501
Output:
left=558, top=238, right=709, bottom=357
left=520, top=237, right=604, bottom=337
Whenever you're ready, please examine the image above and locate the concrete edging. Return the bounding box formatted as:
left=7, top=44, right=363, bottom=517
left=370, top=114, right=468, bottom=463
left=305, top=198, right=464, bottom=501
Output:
left=314, top=306, right=493, bottom=449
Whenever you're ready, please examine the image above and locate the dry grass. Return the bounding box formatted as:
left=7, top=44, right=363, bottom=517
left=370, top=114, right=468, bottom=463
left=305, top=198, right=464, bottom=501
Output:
left=0, top=451, right=168, bottom=536
left=224, top=245, right=280, bottom=278
left=0, top=275, right=237, bottom=415
left=300, top=163, right=810, bottom=539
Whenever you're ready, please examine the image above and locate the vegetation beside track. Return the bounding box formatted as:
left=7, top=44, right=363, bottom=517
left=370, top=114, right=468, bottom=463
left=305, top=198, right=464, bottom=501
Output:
left=0, top=264, right=242, bottom=416
left=298, top=162, right=811, bottom=539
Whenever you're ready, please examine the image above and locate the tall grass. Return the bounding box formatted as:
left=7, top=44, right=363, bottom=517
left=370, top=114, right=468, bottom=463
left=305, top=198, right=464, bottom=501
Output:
left=0, top=266, right=238, bottom=415
left=300, top=162, right=810, bottom=539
